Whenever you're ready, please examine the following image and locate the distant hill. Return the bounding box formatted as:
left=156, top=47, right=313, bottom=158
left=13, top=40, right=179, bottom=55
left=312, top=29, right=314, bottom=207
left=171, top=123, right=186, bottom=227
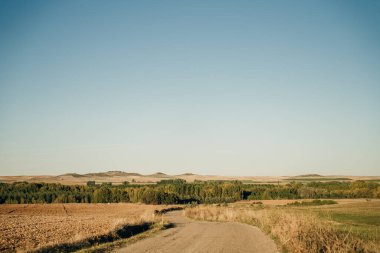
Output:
left=104, top=171, right=143, bottom=177
left=84, top=171, right=142, bottom=177
left=296, top=174, right=322, bottom=177
left=60, top=173, right=86, bottom=178
left=179, top=173, right=195, bottom=176
left=148, top=172, right=172, bottom=178
left=0, top=172, right=378, bottom=186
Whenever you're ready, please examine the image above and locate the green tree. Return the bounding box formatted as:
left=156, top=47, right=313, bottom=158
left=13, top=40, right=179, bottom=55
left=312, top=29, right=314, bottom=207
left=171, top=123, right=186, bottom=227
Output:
left=94, top=187, right=112, bottom=203
left=87, top=181, right=96, bottom=187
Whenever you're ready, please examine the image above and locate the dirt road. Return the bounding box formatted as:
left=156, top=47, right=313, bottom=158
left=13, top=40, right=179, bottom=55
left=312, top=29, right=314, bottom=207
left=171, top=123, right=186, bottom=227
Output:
left=114, top=210, right=279, bottom=253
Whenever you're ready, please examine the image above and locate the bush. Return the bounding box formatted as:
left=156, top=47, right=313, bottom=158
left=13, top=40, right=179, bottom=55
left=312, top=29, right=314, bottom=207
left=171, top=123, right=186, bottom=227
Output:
left=287, top=199, right=337, bottom=206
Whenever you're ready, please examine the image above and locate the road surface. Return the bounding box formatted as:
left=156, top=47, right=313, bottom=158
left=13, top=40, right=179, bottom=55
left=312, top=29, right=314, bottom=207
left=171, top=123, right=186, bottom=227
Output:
left=114, top=210, right=279, bottom=253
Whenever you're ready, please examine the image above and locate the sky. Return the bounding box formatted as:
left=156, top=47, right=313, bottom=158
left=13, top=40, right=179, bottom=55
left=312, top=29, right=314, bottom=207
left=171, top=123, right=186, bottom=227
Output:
left=0, top=0, right=379, bottom=176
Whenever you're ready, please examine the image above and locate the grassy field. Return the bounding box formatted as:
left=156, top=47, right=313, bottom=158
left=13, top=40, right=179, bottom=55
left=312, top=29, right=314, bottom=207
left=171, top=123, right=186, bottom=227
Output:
left=185, top=199, right=380, bottom=253
left=0, top=203, right=177, bottom=252
left=309, top=200, right=380, bottom=242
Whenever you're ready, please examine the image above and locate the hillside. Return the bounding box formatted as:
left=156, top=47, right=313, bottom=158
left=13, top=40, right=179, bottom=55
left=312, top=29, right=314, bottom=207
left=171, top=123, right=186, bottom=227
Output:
left=0, top=171, right=379, bottom=185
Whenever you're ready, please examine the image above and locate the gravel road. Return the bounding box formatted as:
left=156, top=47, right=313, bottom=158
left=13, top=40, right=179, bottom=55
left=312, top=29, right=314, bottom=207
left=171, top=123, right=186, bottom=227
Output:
left=114, top=210, right=279, bottom=253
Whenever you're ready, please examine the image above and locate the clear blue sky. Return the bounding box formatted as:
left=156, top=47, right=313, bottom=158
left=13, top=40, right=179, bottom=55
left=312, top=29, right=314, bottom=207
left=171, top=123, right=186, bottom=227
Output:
left=0, top=0, right=379, bottom=176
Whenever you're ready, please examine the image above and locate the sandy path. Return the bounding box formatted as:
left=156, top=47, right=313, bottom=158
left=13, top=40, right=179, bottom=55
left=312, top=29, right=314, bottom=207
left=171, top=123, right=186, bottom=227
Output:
left=114, top=211, right=279, bottom=253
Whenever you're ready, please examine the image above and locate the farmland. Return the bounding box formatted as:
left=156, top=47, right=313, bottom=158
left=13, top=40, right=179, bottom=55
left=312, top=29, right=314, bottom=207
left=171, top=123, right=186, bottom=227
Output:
left=0, top=203, right=175, bottom=252
left=313, top=200, right=380, bottom=242
left=0, top=198, right=379, bottom=252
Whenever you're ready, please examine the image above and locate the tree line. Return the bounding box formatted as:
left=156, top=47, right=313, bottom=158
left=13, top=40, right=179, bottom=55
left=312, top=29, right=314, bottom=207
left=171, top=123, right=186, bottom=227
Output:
left=0, top=180, right=379, bottom=205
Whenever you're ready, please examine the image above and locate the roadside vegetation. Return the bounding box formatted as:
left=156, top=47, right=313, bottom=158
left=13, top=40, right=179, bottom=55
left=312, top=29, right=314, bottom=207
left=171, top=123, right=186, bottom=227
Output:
left=0, top=179, right=379, bottom=205
left=184, top=201, right=380, bottom=253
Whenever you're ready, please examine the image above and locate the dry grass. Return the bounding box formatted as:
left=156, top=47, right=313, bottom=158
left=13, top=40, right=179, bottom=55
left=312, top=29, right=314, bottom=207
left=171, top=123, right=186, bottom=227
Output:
left=184, top=205, right=378, bottom=253
left=0, top=203, right=176, bottom=252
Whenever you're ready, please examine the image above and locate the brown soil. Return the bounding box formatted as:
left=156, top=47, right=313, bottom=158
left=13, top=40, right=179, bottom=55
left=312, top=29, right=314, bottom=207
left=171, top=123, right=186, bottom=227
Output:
left=0, top=203, right=173, bottom=252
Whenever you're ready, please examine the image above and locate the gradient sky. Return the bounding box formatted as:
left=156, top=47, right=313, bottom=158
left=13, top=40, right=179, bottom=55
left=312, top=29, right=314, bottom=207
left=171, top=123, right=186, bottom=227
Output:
left=0, top=0, right=379, bottom=176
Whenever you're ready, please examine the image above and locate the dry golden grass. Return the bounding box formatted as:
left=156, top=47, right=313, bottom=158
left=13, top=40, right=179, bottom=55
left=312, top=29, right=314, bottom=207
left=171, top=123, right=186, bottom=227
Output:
left=184, top=205, right=378, bottom=253
left=0, top=203, right=175, bottom=252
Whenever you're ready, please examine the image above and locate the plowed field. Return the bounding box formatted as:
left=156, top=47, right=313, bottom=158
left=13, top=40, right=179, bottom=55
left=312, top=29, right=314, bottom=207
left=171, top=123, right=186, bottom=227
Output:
left=0, top=203, right=171, bottom=252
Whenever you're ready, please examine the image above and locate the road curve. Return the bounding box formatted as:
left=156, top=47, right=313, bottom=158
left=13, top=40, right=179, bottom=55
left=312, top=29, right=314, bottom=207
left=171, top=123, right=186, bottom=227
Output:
left=114, top=210, right=279, bottom=253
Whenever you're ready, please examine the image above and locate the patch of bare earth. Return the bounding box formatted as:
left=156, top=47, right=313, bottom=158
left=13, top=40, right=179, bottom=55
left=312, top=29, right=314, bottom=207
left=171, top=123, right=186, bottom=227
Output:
left=0, top=203, right=173, bottom=252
